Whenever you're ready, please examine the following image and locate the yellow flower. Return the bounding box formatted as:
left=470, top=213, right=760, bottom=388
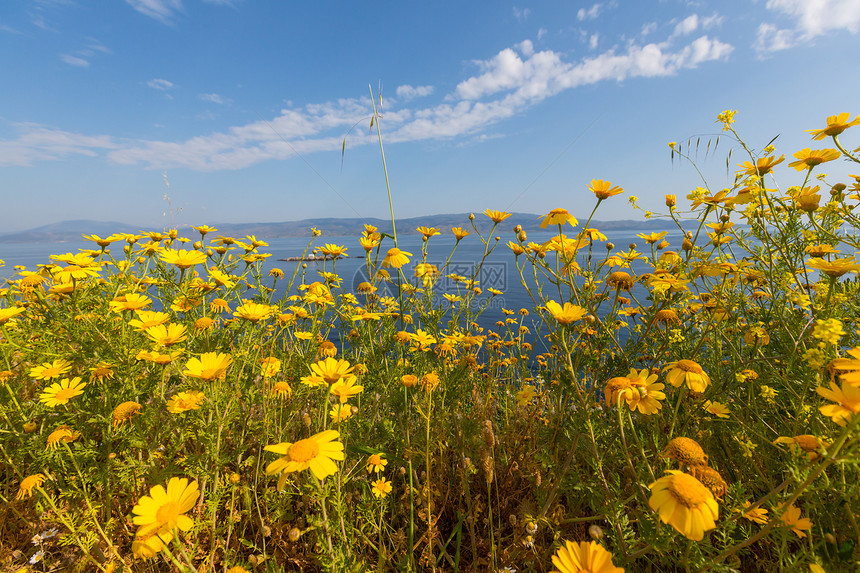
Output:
left=310, top=357, right=353, bottom=384
left=416, top=226, right=441, bottom=239
left=817, top=380, right=860, bottom=425
left=806, top=112, right=860, bottom=140
left=662, top=437, right=708, bottom=468
left=183, top=352, right=233, bottom=380
left=109, top=293, right=152, bottom=313
left=39, top=377, right=86, bottom=407
left=806, top=257, right=860, bottom=277
left=128, top=310, right=170, bottom=331
left=330, top=376, right=364, bottom=403
left=132, top=477, right=199, bottom=556
left=648, top=471, right=719, bottom=540
left=637, top=231, right=668, bottom=244
left=271, top=380, right=292, bottom=400
left=371, top=477, right=393, bottom=499
left=261, top=356, right=281, bottom=378
left=540, top=208, right=578, bottom=229
left=780, top=504, right=812, bottom=538
left=233, top=301, right=275, bottom=322
left=773, top=435, right=828, bottom=461
left=367, top=454, right=388, bottom=474
left=166, top=390, right=205, bottom=413
left=136, top=350, right=181, bottom=365
left=788, top=148, right=840, bottom=171
left=550, top=539, right=624, bottom=573
left=421, top=372, right=441, bottom=392
left=624, top=368, right=665, bottom=415
left=265, top=430, right=345, bottom=485
left=401, top=374, right=418, bottom=387
left=381, top=248, right=412, bottom=269
left=17, top=473, right=46, bottom=500
left=0, top=305, right=26, bottom=324
left=738, top=501, right=769, bottom=525
left=112, top=401, right=142, bottom=428
left=664, top=360, right=711, bottom=393
left=330, top=404, right=353, bottom=423
left=145, top=323, right=188, bottom=347
left=703, top=400, right=730, bottom=418
left=159, top=248, right=206, bottom=269
left=545, top=300, right=587, bottom=324
left=588, top=179, right=623, bottom=200
left=29, top=359, right=73, bottom=380
left=452, top=226, right=470, bottom=240
left=194, top=317, right=215, bottom=331
left=46, top=425, right=80, bottom=450
left=484, top=209, right=512, bottom=224
left=739, top=155, right=785, bottom=177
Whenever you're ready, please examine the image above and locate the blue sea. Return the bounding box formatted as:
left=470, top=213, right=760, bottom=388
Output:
left=0, top=228, right=683, bottom=342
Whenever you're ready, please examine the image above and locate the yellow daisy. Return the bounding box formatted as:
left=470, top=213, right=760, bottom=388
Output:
left=310, top=357, right=353, bottom=384
left=381, top=248, right=412, bottom=269
left=664, top=360, right=711, bottom=393
left=29, top=359, right=73, bottom=380
left=17, top=473, right=46, bottom=500
left=46, top=425, right=80, bottom=450
left=550, top=539, right=624, bottom=573
left=545, top=300, right=587, bottom=324
left=112, top=401, right=143, bottom=428
left=183, top=352, right=233, bottom=380
left=540, top=208, right=578, bottom=229
left=265, top=430, right=345, bottom=486
left=132, top=477, right=199, bottom=557
left=371, top=477, right=393, bottom=499
left=648, top=470, right=719, bottom=541
left=166, top=390, right=205, bottom=413
left=366, top=454, right=388, bottom=474
left=39, top=377, right=86, bottom=407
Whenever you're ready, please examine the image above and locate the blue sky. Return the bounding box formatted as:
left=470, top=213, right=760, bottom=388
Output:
left=2, top=1, right=860, bottom=233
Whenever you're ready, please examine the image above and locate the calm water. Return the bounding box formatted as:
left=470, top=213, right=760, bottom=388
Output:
left=0, top=228, right=682, bottom=342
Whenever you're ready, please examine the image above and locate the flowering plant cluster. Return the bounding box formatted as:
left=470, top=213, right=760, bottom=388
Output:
left=2, top=112, right=860, bottom=571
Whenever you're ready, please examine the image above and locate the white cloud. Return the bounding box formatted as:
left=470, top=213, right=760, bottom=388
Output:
left=200, top=93, right=229, bottom=104
left=537, top=27, right=547, bottom=40
left=0, top=123, right=118, bottom=167
left=641, top=22, right=657, bottom=36
left=673, top=15, right=699, bottom=37
left=1, top=30, right=734, bottom=171
left=517, top=39, right=534, bottom=56
left=513, top=7, right=530, bottom=21
left=577, top=3, right=602, bottom=21
left=589, top=33, right=599, bottom=50
left=757, top=0, right=860, bottom=53
left=125, top=0, right=182, bottom=24
left=754, top=22, right=796, bottom=52
left=147, top=78, right=174, bottom=91
left=60, top=54, right=90, bottom=67
left=396, top=85, right=435, bottom=100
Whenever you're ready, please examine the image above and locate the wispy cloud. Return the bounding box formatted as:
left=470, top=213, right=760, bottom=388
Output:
left=0, top=122, right=118, bottom=167
left=395, top=85, right=435, bottom=100
left=59, top=39, right=111, bottom=68
left=199, top=93, right=230, bottom=105
left=756, top=0, right=860, bottom=54
left=125, top=0, right=183, bottom=24
left=60, top=54, right=90, bottom=67
left=0, top=28, right=734, bottom=171
left=577, top=3, right=603, bottom=21
left=513, top=7, right=531, bottom=22
left=147, top=78, right=174, bottom=91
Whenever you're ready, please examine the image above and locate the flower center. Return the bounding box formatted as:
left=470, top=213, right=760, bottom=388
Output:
left=289, top=439, right=320, bottom=463
left=668, top=473, right=710, bottom=507
left=54, top=388, right=75, bottom=402
left=676, top=360, right=702, bottom=373
left=155, top=501, right=181, bottom=524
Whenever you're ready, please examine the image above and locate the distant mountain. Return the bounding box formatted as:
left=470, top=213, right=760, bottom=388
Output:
left=0, top=215, right=673, bottom=243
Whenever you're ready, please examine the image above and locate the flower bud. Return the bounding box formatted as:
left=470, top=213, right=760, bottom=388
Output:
left=665, top=194, right=676, bottom=207
left=588, top=524, right=604, bottom=540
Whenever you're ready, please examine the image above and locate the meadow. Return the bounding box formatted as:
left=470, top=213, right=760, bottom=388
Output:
left=2, top=110, right=860, bottom=572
